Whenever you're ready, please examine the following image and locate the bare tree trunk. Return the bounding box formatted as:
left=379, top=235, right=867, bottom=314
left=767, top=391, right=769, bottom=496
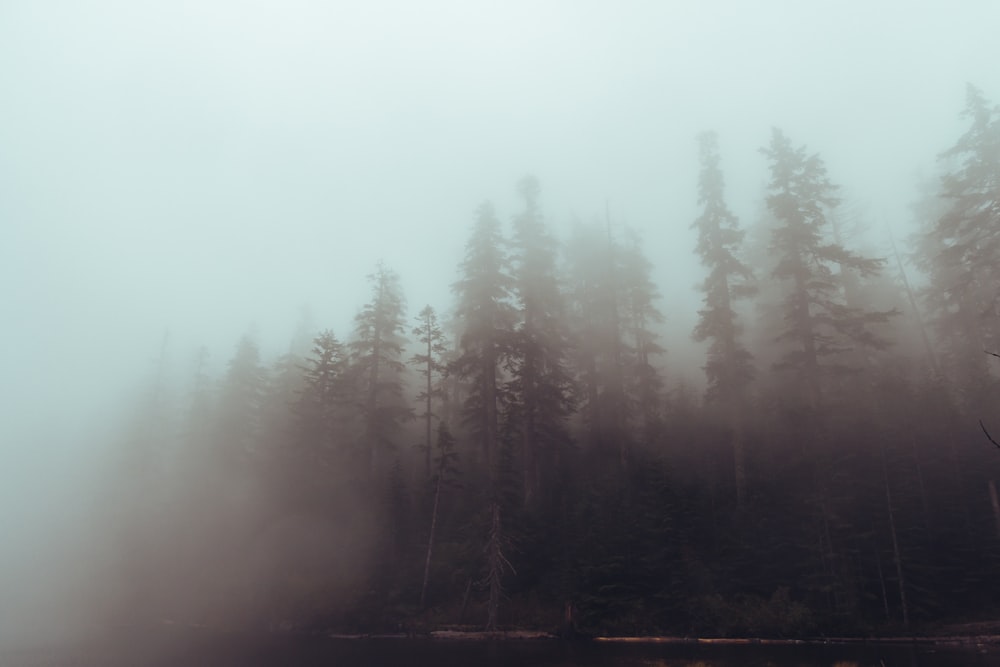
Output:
left=989, top=480, right=1000, bottom=539
left=732, top=400, right=747, bottom=506
left=522, top=313, right=538, bottom=507
left=484, top=501, right=512, bottom=632
left=887, top=225, right=940, bottom=376
left=425, top=336, right=433, bottom=481
left=883, top=457, right=910, bottom=628
left=483, top=357, right=498, bottom=470
left=605, top=205, right=627, bottom=474
left=419, top=475, right=443, bottom=609
left=874, top=542, right=890, bottom=622
left=458, top=577, right=472, bottom=624
left=486, top=502, right=501, bottom=631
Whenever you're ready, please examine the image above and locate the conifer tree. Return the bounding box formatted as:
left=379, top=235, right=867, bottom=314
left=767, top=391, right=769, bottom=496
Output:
left=217, top=332, right=267, bottom=460
left=410, top=305, right=449, bottom=480
left=565, top=219, right=626, bottom=457
left=419, top=421, right=460, bottom=608
left=692, top=131, right=756, bottom=402
left=692, top=131, right=755, bottom=503
left=508, top=175, right=576, bottom=505
left=295, top=329, right=348, bottom=460
left=452, top=201, right=516, bottom=471
left=761, top=128, right=891, bottom=410
left=350, top=263, right=411, bottom=476
left=618, top=229, right=666, bottom=449
left=915, top=84, right=1000, bottom=404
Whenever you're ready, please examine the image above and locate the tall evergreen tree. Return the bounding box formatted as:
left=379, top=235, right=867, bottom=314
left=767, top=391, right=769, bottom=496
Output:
left=217, top=332, right=267, bottom=460
left=915, top=84, right=1000, bottom=405
left=452, top=201, right=516, bottom=472
left=295, top=329, right=348, bottom=460
left=419, top=421, right=460, bottom=608
left=565, top=219, right=627, bottom=459
left=761, top=128, right=892, bottom=410
left=508, top=175, right=576, bottom=506
left=692, top=131, right=755, bottom=503
left=350, top=263, right=411, bottom=477
left=618, top=229, right=666, bottom=449
left=692, top=131, right=756, bottom=402
left=410, top=305, right=449, bottom=480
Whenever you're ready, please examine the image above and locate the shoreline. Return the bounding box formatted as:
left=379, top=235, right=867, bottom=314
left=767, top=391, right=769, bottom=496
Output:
left=320, top=629, right=1000, bottom=647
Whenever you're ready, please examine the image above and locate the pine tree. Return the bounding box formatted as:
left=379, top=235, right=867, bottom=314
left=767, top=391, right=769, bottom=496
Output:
left=483, top=499, right=514, bottom=631
left=350, top=263, right=411, bottom=477
left=183, top=345, right=214, bottom=455
left=692, top=131, right=756, bottom=402
left=761, top=128, right=892, bottom=410
left=508, top=175, right=576, bottom=506
left=451, top=201, right=516, bottom=472
left=419, top=421, right=460, bottom=608
left=565, top=219, right=627, bottom=459
left=410, top=305, right=449, bottom=481
left=618, top=228, right=666, bottom=449
left=295, top=329, right=348, bottom=460
left=915, top=84, right=1000, bottom=406
left=217, top=332, right=267, bottom=461
left=692, top=131, right=755, bottom=503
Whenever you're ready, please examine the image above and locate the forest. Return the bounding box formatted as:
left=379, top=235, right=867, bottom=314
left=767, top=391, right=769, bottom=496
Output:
left=103, top=84, right=1000, bottom=638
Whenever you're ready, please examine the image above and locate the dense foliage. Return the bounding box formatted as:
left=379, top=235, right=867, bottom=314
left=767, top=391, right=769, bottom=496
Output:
left=107, top=86, right=1000, bottom=638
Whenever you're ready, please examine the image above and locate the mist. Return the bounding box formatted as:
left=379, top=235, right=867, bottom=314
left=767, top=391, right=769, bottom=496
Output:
left=2, top=0, right=1000, bottom=650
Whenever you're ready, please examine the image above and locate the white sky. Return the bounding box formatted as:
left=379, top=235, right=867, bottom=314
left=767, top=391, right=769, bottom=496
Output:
left=1, top=0, right=998, bottom=459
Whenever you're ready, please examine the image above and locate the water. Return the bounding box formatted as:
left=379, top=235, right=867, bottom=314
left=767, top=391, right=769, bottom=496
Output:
left=2, top=630, right=999, bottom=666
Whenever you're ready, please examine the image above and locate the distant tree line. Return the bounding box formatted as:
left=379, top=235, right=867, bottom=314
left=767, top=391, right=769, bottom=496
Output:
left=104, top=84, right=1000, bottom=637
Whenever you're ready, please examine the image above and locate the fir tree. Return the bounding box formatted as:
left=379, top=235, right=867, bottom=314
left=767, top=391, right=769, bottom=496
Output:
left=451, top=201, right=516, bottom=472
left=295, top=329, right=348, bottom=460
left=217, top=332, right=267, bottom=461
left=565, top=219, right=627, bottom=459
left=692, top=131, right=756, bottom=402
left=761, top=128, right=892, bottom=410
left=410, top=305, right=449, bottom=480
left=618, top=229, right=666, bottom=449
left=915, top=84, right=1000, bottom=405
left=508, top=175, right=576, bottom=506
left=419, top=421, right=460, bottom=608
left=350, top=263, right=411, bottom=477
left=692, top=131, right=755, bottom=503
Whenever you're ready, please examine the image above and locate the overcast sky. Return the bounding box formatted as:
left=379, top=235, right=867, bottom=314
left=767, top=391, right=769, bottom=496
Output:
left=1, top=0, right=998, bottom=482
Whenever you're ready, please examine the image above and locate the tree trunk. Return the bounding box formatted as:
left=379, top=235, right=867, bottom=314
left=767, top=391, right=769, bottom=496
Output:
left=883, top=457, right=909, bottom=628
left=483, top=355, right=497, bottom=470
left=485, top=501, right=510, bottom=632
left=732, top=399, right=747, bottom=506
left=458, top=577, right=472, bottom=624
left=874, top=542, right=891, bottom=622
left=888, top=225, right=940, bottom=376
left=425, top=335, right=433, bottom=481
left=989, top=480, right=1000, bottom=539
left=419, top=475, right=442, bottom=609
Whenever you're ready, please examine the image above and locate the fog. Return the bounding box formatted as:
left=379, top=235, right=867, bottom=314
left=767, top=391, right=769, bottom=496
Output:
left=1, top=0, right=999, bottom=646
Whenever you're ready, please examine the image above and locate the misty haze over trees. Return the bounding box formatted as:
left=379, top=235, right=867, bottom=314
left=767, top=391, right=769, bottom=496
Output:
left=89, top=85, right=1000, bottom=638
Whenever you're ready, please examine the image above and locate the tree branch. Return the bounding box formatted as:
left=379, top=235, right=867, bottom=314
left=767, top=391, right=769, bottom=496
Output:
left=979, top=419, right=1000, bottom=449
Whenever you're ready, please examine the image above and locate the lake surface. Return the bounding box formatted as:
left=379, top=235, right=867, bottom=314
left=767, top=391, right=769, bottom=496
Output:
left=3, top=630, right=999, bottom=666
